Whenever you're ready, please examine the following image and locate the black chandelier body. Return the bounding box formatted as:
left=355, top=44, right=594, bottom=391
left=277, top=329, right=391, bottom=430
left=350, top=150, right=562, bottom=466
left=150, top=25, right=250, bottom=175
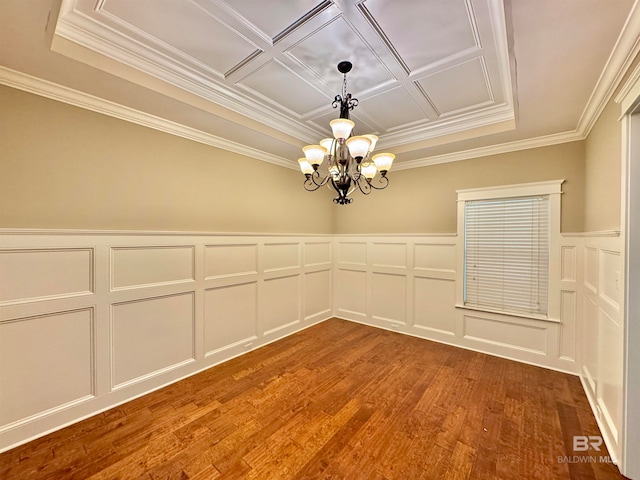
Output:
left=298, top=61, right=395, bottom=205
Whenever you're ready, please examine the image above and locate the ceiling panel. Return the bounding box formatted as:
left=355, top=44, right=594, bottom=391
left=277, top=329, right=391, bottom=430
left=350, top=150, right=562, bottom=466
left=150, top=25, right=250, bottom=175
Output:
left=357, top=87, right=426, bottom=131
left=223, top=0, right=325, bottom=40
left=101, top=0, right=258, bottom=74
left=418, top=58, right=493, bottom=115
left=287, top=16, right=394, bottom=95
left=362, top=0, right=478, bottom=72
left=238, top=60, right=329, bottom=115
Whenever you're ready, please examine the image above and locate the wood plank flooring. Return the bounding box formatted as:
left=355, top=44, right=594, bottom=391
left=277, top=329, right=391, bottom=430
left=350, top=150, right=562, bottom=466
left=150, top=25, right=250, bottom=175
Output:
left=0, top=318, right=627, bottom=479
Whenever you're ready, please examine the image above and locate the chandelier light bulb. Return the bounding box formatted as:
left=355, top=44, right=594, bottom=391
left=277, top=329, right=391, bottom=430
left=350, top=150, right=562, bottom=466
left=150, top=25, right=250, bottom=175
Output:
left=363, top=134, right=378, bottom=153
left=319, top=138, right=334, bottom=153
left=346, top=136, right=372, bottom=160
left=330, top=118, right=355, bottom=139
left=302, top=145, right=327, bottom=166
left=372, top=153, right=395, bottom=174
left=360, top=162, right=377, bottom=179
left=298, top=158, right=314, bottom=175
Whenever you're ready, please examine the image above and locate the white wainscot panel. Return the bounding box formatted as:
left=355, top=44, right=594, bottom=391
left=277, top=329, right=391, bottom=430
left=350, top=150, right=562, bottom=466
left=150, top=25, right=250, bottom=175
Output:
left=260, top=275, right=300, bottom=334
left=414, top=243, right=456, bottom=272
left=584, top=246, right=598, bottom=292
left=599, top=250, right=621, bottom=309
left=598, top=308, right=623, bottom=443
left=111, top=293, right=195, bottom=388
left=413, top=277, right=455, bottom=334
left=205, top=244, right=257, bottom=279
left=304, top=270, right=331, bottom=320
left=0, top=309, right=93, bottom=428
left=371, top=243, right=407, bottom=268
left=338, top=242, right=366, bottom=265
left=304, top=242, right=331, bottom=266
left=336, top=269, right=366, bottom=317
left=111, top=246, right=194, bottom=290
left=263, top=243, right=299, bottom=272
left=582, top=295, right=599, bottom=392
left=0, top=248, right=93, bottom=305
left=463, top=314, right=547, bottom=355
left=204, top=282, right=257, bottom=355
left=561, top=246, right=577, bottom=282
left=371, top=273, right=406, bottom=324
left=559, top=290, right=577, bottom=361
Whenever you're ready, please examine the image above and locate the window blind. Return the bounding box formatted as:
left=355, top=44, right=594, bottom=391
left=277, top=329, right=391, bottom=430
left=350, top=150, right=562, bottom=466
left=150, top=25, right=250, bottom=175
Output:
left=464, top=195, right=549, bottom=316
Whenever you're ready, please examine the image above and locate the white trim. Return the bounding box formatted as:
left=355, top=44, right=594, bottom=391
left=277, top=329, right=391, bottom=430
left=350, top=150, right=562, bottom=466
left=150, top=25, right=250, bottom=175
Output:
left=393, top=132, right=583, bottom=171
left=455, top=180, right=564, bottom=322
left=0, top=66, right=298, bottom=171
left=454, top=304, right=560, bottom=323
left=0, top=228, right=333, bottom=237
left=456, top=179, right=565, bottom=201
left=575, top=0, right=640, bottom=137
left=561, top=231, right=621, bottom=238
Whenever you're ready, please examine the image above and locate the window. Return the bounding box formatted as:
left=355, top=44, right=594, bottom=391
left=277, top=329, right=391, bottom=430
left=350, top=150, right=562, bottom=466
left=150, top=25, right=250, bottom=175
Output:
left=464, top=195, right=549, bottom=315
left=456, top=180, right=563, bottom=320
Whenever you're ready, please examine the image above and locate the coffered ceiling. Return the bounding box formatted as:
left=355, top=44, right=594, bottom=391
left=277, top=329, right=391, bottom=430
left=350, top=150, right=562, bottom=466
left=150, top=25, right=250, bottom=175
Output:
left=0, top=0, right=638, bottom=169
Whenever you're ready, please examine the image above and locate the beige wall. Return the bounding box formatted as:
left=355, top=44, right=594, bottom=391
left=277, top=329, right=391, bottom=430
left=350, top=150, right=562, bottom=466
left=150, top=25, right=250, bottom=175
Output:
left=332, top=141, right=586, bottom=234
left=0, top=86, right=333, bottom=233
left=1, top=85, right=605, bottom=236
left=584, top=99, right=622, bottom=232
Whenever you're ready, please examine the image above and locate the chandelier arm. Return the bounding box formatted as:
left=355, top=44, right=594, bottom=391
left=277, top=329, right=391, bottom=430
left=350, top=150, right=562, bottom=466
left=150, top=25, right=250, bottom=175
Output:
left=355, top=176, right=373, bottom=195
left=303, top=172, right=330, bottom=191
left=311, top=171, right=331, bottom=187
left=365, top=175, right=390, bottom=190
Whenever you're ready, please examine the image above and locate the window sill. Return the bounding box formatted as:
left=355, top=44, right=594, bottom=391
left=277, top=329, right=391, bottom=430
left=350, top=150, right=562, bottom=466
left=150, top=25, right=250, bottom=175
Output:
left=454, top=304, right=560, bottom=323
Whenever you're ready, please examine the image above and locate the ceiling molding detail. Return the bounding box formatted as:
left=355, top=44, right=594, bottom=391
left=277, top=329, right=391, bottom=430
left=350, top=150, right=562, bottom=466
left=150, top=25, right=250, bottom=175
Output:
left=0, top=66, right=297, bottom=170
left=0, top=64, right=607, bottom=173
left=53, top=5, right=324, bottom=144
left=2, top=0, right=639, bottom=172
left=52, top=0, right=515, bottom=147
left=393, top=130, right=584, bottom=171
left=575, top=0, right=640, bottom=137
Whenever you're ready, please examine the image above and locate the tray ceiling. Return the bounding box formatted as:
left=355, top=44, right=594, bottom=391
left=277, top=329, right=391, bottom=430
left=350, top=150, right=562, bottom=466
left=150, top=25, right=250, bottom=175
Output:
left=53, top=0, right=514, bottom=149
left=0, top=0, right=637, bottom=169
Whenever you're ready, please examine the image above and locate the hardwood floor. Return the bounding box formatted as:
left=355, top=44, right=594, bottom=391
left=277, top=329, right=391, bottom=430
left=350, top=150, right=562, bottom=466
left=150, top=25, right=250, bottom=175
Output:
left=0, top=318, right=626, bottom=479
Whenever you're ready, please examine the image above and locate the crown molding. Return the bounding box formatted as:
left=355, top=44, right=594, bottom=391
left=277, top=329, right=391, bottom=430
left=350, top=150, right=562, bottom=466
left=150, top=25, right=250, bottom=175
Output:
left=0, top=66, right=297, bottom=170
left=393, top=130, right=584, bottom=170
left=379, top=103, right=515, bottom=149
left=0, top=228, right=332, bottom=237
left=576, top=0, right=640, bottom=137
left=53, top=9, right=323, bottom=144
left=0, top=65, right=585, bottom=172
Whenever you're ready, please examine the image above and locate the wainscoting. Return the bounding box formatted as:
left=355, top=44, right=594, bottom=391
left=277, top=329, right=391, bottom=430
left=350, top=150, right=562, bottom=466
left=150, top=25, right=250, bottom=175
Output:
left=0, top=231, right=332, bottom=452
left=564, top=233, right=624, bottom=464
left=0, top=230, right=624, bottom=462
left=332, top=233, right=624, bottom=463
left=333, top=235, right=577, bottom=372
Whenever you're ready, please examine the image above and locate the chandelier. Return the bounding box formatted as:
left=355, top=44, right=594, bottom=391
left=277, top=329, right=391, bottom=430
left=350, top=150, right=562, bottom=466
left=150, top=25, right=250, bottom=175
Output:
left=297, top=61, right=395, bottom=205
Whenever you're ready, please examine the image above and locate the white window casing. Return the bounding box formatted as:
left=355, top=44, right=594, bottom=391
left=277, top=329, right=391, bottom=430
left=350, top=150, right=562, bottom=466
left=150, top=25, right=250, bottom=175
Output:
left=456, top=180, right=564, bottom=322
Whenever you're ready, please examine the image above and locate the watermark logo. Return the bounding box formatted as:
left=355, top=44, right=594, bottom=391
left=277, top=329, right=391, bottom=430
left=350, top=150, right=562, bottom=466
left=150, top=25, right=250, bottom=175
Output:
left=557, top=435, right=614, bottom=464
left=573, top=435, right=602, bottom=452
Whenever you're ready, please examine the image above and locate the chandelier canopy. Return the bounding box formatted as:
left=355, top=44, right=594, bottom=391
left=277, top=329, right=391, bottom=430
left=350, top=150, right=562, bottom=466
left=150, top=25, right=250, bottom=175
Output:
left=298, top=61, right=395, bottom=205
